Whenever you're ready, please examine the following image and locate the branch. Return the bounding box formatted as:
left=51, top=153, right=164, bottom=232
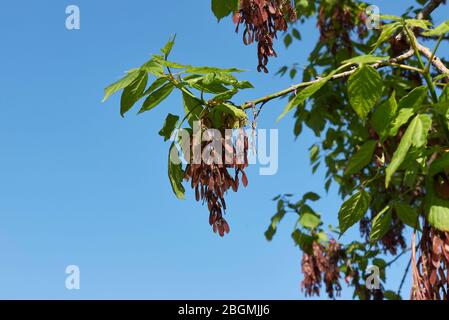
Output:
left=417, top=0, right=447, bottom=20
left=241, top=50, right=414, bottom=109
left=398, top=259, right=412, bottom=297
left=386, top=248, right=411, bottom=267
left=417, top=43, right=449, bottom=76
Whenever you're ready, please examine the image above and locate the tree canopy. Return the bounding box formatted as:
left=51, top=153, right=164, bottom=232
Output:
left=103, top=0, right=449, bottom=300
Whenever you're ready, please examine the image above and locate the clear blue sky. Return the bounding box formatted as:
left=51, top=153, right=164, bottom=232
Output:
left=0, top=1, right=447, bottom=299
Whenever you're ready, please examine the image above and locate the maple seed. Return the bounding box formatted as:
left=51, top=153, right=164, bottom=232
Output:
left=233, top=0, right=297, bottom=73
left=183, top=122, right=249, bottom=237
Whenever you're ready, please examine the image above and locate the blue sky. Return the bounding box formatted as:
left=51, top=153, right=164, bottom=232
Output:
left=0, top=1, right=447, bottom=299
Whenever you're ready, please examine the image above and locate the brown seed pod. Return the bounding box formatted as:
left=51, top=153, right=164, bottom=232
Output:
left=233, top=0, right=296, bottom=72
left=184, top=123, right=250, bottom=237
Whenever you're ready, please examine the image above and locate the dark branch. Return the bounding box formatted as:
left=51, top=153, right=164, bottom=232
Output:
left=417, top=0, right=447, bottom=20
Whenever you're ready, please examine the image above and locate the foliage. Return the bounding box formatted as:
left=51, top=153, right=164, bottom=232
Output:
left=104, top=0, right=449, bottom=300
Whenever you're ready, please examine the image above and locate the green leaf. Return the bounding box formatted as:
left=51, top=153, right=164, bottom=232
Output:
left=342, top=55, right=388, bottom=66
left=292, top=28, right=301, bottom=40
left=120, top=72, right=148, bottom=117
left=384, top=290, right=402, bottom=300
left=138, top=82, right=175, bottom=114
left=338, top=190, right=371, bottom=234
left=159, top=114, right=179, bottom=141
left=370, top=206, right=392, bottom=242
left=144, top=78, right=168, bottom=96
left=423, top=20, right=449, bottom=36
left=303, top=192, right=320, bottom=202
left=299, top=211, right=321, bottom=231
left=309, top=144, right=320, bottom=163
left=385, top=114, right=432, bottom=187
left=371, top=22, right=402, bottom=51
left=152, top=55, right=186, bottom=69
left=103, top=70, right=140, bottom=102
left=405, top=19, right=431, bottom=30
left=400, top=85, right=428, bottom=109
left=395, top=203, right=420, bottom=229
left=161, top=35, right=176, bottom=58
left=345, top=140, right=377, bottom=176
left=371, top=92, right=398, bottom=139
left=426, top=175, right=449, bottom=232
left=213, top=103, right=247, bottom=120
left=277, top=75, right=333, bottom=122
left=211, top=0, right=239, bottom=21
left=284, top=34, right=293, bottom=48
left=210, top=88, right=238, bottom=103
left=292, top=229, right=314, bottom=254
left=141, top=58, right=164, bottom=76
left=425, top=154, right=449, bottom=232
left=347, top=65, right=383, bottom=121
left=265, top=201, right=286, bottom=241
left=185, top=75, right=229, bottom=94
left=182, top=92, right=203, bottom=126
left=186, top=65, right=243, bottom=74
left=168, top=144, right=185, bottom=200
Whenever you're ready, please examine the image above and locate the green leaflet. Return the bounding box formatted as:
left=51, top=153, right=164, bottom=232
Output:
left=422, top=20, right=449, bottom=37
left=370, top=206, right=392, bottom=243
left=395, top=203, right=420, bottom=230
left=385, top=114, right=432, bottom=188
left=159, top=114, right=179, bottom=141
left=138, top=82, right=175, bottom=114
left=338, top=189, right=371, bottom=234
left=347, top=65, right=383, bottom=121
left=120, top=71, right=148, bottom=117
left=103, top=70, right=140, bottom=102
left=345, top=140, right=377, bottom=176
left=168, top=143, right=185, bottom=200
left=371, top=92, right=398, bottom=140
left=211, top=0, right=239, bottom=21
left=342, top=55, right=388, bottom=66
left=277, top=73, right=335, bottom=122
left=371, top=22, right=402, bottom=52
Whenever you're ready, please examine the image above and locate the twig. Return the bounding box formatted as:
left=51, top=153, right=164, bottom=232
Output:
left=241, top=50, right=414, bottom=109
left=417, top=0, right=447, bottom=20
left=417, top=43, right=449, bottom=77
left=386, top=247, right=411, bottom=267
left=398, top=259, right=412, bottom=297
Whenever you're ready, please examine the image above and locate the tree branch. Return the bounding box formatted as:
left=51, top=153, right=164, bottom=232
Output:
left=417, top=0, right=447, bottom=20
left=417, top=43, right=449, bottom=77
left=242, top=50, right=414, bottom=109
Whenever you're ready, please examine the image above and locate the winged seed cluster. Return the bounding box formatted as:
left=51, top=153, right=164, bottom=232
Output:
left=301, top=240, right=343, bottom=298
left=413, top=227, right=449, bottom=300
left=184, top=129, right=249, bottom=237
left=233, top=0, right=297, bottom=72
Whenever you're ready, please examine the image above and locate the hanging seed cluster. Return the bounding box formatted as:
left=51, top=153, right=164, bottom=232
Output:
left=233, top=0, right=297, bottom=73
left=184, top=126, right=249, bottom=237
left=317, top=2, right=355, bottom=54
left=301, top=240, right=343, bottom=298
left=412, top=226, right=449, bottom=300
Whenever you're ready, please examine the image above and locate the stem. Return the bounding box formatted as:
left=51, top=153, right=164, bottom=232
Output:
left=241, top=50, right=415, bottom=109
left=404, top=25, right=438, bottom=103
left=425, top=34, right=444, bottom=73
left=397, top=259, right=412, bottom=297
